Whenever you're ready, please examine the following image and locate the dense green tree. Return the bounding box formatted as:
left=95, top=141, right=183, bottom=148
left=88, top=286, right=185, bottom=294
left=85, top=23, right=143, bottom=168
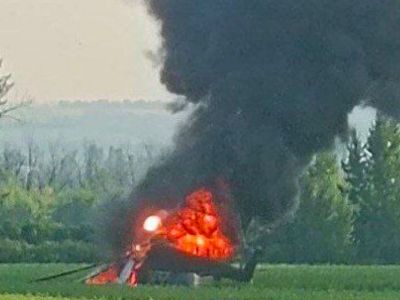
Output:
left=351, top=115, right=400, bottom=263
left=342, top=130, right=368, bottom=208
left=342, top=129, right=368, bottom=260
left=267, top=153, right=353, bottom=263
left=52, top=188, right=97, bottom=242
left=0, top=175, right=55, bottom=244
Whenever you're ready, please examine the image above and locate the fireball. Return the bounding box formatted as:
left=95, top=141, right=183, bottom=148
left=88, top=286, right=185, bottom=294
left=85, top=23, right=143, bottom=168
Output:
left=143, top=215, right=162, bottom=232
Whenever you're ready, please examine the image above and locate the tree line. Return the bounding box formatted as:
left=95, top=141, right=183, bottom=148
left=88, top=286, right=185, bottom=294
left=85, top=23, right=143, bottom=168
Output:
left=265, top=114, right=400, bottom=264
left=3, top=114, right=400, bottom=264
left=0, top=142, right=155, bottom=263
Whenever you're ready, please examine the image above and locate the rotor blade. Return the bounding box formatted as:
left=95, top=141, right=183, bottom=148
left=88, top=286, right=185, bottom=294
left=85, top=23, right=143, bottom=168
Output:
left=31, top=264, right=98, bottom=283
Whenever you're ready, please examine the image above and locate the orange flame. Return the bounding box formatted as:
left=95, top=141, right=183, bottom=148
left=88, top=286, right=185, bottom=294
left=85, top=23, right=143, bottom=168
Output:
left=164, top=188, right=234, bottom=260
left=85, top=265, right=119, bottom=285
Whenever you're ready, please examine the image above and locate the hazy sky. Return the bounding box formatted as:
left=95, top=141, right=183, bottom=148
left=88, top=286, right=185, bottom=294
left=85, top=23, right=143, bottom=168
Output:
left=0, top=0, right=173, bottom=103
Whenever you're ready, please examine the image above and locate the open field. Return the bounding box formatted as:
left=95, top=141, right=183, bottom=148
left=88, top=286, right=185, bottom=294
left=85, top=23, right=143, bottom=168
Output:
left=1, top=264, right=400, bottom=300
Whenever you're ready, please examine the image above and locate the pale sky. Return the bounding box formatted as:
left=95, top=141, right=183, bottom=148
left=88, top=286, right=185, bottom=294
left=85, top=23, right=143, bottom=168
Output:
left=0, top=0, right=173, bottom=103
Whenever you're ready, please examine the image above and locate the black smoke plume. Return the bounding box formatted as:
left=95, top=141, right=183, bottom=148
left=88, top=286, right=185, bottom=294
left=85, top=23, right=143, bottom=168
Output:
left=110, top=0, right=400, bottom=251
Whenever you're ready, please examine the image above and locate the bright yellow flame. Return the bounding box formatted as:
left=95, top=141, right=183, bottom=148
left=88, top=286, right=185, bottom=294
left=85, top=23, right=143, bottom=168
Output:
left=196, top=235, right=206, bottom=247
left=143, top=215, right=162, bottom=232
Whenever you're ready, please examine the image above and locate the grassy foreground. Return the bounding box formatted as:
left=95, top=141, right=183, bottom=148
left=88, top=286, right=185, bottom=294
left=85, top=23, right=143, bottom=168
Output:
left=1, top=264, right=400, bottom=300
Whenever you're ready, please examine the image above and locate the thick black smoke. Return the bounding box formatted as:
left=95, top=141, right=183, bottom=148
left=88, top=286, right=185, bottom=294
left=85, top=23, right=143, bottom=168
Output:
left=112, top=0, right=400, bottom=250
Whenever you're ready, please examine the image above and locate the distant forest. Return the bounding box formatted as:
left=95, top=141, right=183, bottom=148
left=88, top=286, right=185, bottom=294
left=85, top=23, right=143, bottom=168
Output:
left=0, top=100, right=187, bottom=151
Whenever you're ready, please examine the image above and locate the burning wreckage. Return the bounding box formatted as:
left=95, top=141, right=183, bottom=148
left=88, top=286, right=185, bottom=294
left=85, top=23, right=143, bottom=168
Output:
left=35, top=0, right=400, bottom=288
left=85, top=188, right=260, bottom=286
left=33, top=187, right=260, bottom=286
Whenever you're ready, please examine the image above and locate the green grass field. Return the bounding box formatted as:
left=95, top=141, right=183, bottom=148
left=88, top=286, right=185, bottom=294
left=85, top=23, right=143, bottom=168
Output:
left=1, top=264, right=400, bottom=300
